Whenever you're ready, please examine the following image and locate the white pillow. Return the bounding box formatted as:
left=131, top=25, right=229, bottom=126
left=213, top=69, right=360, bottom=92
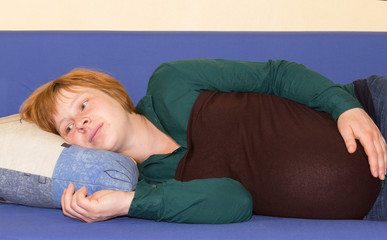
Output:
left=0, top=114, right=138, bottom=208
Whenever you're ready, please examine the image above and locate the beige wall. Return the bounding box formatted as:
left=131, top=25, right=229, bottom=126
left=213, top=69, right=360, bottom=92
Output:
left=1, top=0, right=387, bottom=31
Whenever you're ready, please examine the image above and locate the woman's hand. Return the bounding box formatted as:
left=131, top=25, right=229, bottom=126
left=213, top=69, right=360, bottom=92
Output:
left=61, top=183, right=134, bottom=223
left=337, top=108, right=387, bottom=180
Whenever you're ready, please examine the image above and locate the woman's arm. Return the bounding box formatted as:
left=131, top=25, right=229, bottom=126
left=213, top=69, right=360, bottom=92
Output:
left=61, top=178, right=253, bottom=224
left=148, top=59, right=361, bottom=120
left=129, top=178, right=252, bottom=223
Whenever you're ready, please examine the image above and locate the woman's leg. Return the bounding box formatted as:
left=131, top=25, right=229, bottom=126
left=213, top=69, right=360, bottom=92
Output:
left=363, top=75, right=387, bottom=221
left=367, top=75, right=387, bottom=139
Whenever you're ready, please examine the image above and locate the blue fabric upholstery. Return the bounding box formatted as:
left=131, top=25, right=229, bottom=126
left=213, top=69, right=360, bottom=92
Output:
left=1, top=31, right=387, bottom=239
left=1, top=31, right=387, bottom=117
left=1, top=203, right=387, bottom=240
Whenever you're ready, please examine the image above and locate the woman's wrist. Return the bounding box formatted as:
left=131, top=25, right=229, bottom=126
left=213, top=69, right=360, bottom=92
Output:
left=121, top=191, right=135, bottom=216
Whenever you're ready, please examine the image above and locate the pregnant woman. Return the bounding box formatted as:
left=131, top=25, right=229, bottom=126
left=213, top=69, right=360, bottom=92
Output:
left=20, top=59, right=386, bottom=223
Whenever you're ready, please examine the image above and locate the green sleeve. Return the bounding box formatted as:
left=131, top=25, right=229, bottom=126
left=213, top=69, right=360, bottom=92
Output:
left=128, top=178, right=253, bottom=224
left=148, top=59, right=361, bottom=122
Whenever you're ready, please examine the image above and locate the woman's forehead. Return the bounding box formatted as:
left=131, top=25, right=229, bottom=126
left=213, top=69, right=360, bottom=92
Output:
left=55, top=86, right=107, bottom=104
left=55, top=87, right=82, bottom=103
left=56, top=86, right=96, bottom=100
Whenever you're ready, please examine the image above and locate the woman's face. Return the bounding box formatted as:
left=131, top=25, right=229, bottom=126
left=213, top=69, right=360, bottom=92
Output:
left=53, top=87, right=134, bottom=153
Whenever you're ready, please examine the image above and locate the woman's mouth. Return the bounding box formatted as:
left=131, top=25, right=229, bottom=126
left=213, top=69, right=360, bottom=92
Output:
left=89, top=123, right=104, bottom=143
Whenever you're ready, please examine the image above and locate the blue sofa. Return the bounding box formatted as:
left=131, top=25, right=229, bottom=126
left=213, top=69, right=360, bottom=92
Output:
left=1, top=31, right=387, bottom=239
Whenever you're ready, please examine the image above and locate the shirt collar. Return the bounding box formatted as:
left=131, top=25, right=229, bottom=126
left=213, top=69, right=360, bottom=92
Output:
left=136, top=95, right=168, bottom=134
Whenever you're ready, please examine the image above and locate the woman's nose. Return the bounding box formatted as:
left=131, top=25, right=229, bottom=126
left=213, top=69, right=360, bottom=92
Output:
left=75, top=117, right=91, bottom=130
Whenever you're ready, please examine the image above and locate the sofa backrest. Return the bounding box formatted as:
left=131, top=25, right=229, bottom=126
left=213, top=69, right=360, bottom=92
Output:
left=1, top=31, right=386, bottom=117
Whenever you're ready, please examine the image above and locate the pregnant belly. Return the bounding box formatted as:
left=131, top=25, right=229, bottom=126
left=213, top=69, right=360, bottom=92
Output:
left=175, top=91, right=381, bottom=219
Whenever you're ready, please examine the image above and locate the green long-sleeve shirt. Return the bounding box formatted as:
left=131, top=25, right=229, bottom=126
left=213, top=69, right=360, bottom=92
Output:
left=128, top=59, right=361, bottom=224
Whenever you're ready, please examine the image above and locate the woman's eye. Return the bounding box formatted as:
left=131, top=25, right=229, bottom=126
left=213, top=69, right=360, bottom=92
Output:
left=65, top=124, right=73, bottom=134
left=81, top=100, right=88, bottom=110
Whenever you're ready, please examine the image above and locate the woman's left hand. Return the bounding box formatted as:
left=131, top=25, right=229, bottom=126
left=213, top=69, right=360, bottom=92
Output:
left=338, top=108, right=387, bottom=180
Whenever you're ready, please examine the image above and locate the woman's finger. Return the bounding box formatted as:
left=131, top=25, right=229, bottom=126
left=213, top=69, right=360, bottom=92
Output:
left=378, top=134, right=387, bottom=177
left=61, top=183, right=87, bottom=221
left=375, top=137, right=386, bottom=180
left=61, top=184, right=78, bottom=219
left=71, top=187, right=92, bottom=219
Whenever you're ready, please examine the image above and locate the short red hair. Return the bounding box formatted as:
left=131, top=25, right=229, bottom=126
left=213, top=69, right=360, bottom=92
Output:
left=20, top=69, right=137, bottom=134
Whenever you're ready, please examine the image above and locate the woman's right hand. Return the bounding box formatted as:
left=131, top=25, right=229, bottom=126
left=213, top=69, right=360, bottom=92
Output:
left=337, top=108, right=387, bottom=180
left=61, top=183, right=134, bottom=223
